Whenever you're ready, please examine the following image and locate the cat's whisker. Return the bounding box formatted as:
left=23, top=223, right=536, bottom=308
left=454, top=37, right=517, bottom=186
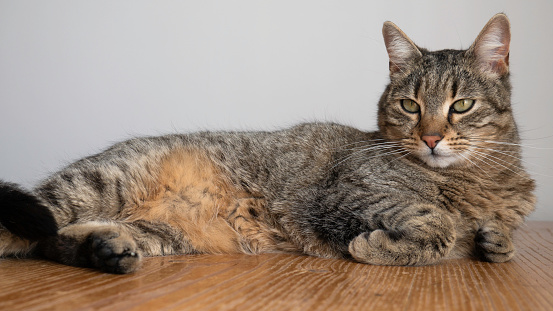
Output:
left=366, top=149, right=410, bottom=160
left=467, top=138, right=517, bottom=146
left=331, top=151, right=364, bottom=170
left=336, top=143, right=401, bottom=156
left=338, top=143, right=404, bottom=152
left=469, top=145, right=523, bottom=161
left=362, top=150, right=411, bottom=179
left=469, top=139, right=553, bottom=150
left=458, top=153, right=493, bottom=179
left=520, top=133, right=553, bottom=141
left=477, top=149, right=553, bottom=177
left=343, top=146, right=401, bottom=153
left=472, top=131, right=553, bottom=142
left=335, top=138, right=388, bottom=150
left=470, top=150, right=530, bottom=179
left=331, top=144, right=405, bottom=167
left=331, top=145, right=409, bottom=169
left=332, top=151, right=382, bottom=170
left=470, top=149, right=523, bottom=170
left=470, top=151, right=553, bottom=179
left=346, top=140, right=403, bottom=146
left=469, top=153, right=503, bottom=177
left=470, top=145, right=553, bottom=172
left=384, top=150, right=411, bottom=164
left=468, top=144, right=553, bottom=171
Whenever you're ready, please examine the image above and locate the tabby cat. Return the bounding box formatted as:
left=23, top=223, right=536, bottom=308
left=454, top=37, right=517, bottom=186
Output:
left=0, top=13, right=535, bottom=274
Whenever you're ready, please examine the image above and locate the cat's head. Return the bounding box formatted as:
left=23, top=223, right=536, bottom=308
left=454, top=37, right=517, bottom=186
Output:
left=377, top=13, right=519, bottom=168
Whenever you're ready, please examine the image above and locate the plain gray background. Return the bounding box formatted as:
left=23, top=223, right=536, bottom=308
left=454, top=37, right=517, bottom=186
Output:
left=1, top=1, right=552, bottom=220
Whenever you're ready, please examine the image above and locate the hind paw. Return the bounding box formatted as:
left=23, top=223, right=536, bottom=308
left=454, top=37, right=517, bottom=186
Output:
left=89, top=230, right=142, bottom=274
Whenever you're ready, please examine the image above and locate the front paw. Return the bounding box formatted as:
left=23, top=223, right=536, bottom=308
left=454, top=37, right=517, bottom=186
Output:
left=348, top=229, right=449, bottom=266
left=349, top=230, right=398, bottom=265
left=475, top=225, right=515, bottom=263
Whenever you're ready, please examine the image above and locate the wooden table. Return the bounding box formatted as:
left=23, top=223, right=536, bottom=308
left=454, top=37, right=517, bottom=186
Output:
left=1, top=221, right=551, bottom=311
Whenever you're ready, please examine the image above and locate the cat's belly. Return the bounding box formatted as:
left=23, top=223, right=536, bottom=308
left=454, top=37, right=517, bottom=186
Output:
left=124, top=148, right=296, bottom=255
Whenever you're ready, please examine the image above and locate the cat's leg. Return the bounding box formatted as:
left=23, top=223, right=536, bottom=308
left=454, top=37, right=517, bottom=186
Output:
left=0, top=228, right=36, bottom=258
left=38, top=220, right=193, bottom=274
left=474, top=221, right=515, bottom=263
left=38, top=221, right=141, bottom=273
left=348, top=204, right=456, bottom=265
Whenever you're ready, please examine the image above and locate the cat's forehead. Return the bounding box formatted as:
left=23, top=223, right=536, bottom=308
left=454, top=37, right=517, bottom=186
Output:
left=391, top=49, right=476, bottom=107
left=392, top=49, right=468, bottom=87
left=422, top=49, right=465, bottom=60
left=419, top=49, right=468, bottom=75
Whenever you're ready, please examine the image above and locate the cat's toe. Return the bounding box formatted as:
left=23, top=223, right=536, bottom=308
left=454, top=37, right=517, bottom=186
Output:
left=475, top=227, right=515, bottom=263
left=90, top=230, right=142, bottom=274
left=348, top=230, right=403, bottom=265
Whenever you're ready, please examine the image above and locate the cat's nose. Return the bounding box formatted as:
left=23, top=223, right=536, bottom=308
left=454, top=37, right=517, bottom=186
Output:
left=421, top=134, right=442, bottom=149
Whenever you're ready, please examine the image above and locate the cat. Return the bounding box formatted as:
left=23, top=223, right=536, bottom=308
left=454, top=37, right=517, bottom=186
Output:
left=0, top=13, right=535, bottom=274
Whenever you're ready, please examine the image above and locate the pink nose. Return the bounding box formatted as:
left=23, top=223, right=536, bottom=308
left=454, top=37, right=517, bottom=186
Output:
left=422, top=135, right=442, bottom=149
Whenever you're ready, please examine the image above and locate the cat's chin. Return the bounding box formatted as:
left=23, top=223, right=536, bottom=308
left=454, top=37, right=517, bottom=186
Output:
left=419, top=154, right=462, bottom=168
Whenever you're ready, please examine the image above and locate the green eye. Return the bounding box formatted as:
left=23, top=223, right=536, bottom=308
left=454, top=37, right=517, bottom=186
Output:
left=401, top=99, right=420, bottom=113
left=451, top=99, right=475, bottom=113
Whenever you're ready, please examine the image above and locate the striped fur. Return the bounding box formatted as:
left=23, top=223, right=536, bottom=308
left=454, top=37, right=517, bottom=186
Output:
left=0, top=14, right=534, bottom=273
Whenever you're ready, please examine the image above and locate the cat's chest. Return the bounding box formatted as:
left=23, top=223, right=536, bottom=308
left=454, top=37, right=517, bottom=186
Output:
left=433, top=175, right=530, bottom=227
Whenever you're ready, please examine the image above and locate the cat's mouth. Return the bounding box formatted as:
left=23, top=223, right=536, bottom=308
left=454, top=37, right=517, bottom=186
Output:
left=417, top=148, right=463, bottom=168
left=420, top=153, right=459, bottom=168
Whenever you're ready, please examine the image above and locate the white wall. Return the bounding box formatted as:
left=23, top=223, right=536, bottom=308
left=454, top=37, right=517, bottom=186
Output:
left=1, top=0, right=552, bottom=220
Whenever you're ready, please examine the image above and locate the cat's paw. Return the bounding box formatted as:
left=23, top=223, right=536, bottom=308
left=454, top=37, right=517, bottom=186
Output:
left=475, top=224, right=515, bottom=263
left=349, top=230, right=411, bottom=265
left=349, top=221, right=455, bottom=266
left=89, top=229, right=142, bottom=274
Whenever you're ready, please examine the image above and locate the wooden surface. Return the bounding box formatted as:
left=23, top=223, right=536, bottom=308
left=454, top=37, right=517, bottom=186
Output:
left=0, top=221, right=552, bottom=311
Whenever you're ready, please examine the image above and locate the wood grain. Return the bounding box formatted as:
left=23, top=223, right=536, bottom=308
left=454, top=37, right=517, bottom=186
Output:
left=0, top=221, right=552, bottom=311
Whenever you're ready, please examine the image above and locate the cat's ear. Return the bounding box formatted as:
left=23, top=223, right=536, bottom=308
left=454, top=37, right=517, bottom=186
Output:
left=382, top=21, right=422, bottom=74
left=468, top=13, right=511, bottom=76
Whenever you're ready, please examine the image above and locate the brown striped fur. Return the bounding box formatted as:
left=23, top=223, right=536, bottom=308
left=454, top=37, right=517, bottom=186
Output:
left=131, top=149, right=245, bottom=254
left=127, top=149, right=292, bottom=255
left=0, top=14, right=535, bottom=273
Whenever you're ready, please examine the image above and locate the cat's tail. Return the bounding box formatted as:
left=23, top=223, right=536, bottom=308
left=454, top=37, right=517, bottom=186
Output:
left=0, top=181, right=58, bottom=256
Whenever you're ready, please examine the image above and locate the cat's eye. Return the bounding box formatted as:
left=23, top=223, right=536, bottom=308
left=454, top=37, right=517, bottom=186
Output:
left=401, top=99, right=420, bottom=113
left=451, top=99, right=475, bottom=113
